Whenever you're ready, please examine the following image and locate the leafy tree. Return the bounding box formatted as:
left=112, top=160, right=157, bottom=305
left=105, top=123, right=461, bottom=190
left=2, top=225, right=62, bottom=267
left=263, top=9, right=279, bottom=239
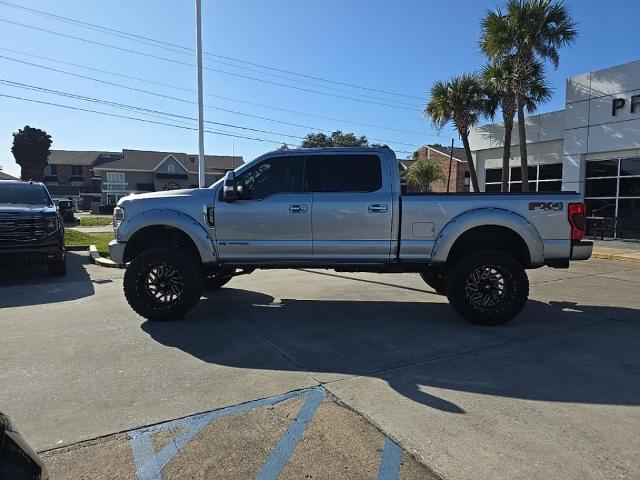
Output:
left=12, top=125, right=52, bottom=181
left=482, top=58, right=551, bottom=191
left=404, top=156, right=444, bottom=192
left=425, top=73, right=485, bottom=192
left=480, top=0, right=577, bottom=191
left=301, top=130, right=369, bottom=148
left=278, top=143, right=290, bottom=150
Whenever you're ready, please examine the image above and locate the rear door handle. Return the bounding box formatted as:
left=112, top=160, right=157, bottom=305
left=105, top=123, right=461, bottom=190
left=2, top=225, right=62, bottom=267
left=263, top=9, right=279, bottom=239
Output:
left=289, top=204, right=308, bottom=213
left=368, top=203, right=388, bottom=213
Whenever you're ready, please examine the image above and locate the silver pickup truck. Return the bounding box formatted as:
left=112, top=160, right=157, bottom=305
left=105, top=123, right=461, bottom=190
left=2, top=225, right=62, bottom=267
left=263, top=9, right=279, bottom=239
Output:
left=109, top=147, right=592, bottom=325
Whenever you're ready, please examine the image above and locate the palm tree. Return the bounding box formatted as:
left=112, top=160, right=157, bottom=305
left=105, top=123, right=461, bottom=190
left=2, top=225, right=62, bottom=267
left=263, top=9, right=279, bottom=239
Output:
left=425, top=74, right=486, bottom=192
left=482, top=58, right=551, bottom=192
left=404, top=155, right=444, bottom=192
left=480, top=0, right=577, bottom=191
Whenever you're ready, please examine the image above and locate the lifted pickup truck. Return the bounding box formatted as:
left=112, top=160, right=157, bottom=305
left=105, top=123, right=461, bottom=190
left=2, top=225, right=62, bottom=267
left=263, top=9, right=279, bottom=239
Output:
left=109, top=147, right=592, bottom=325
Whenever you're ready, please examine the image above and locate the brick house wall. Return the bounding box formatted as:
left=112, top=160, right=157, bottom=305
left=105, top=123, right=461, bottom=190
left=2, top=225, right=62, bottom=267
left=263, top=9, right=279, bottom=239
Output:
left=405, top=146, right=469, bottom=193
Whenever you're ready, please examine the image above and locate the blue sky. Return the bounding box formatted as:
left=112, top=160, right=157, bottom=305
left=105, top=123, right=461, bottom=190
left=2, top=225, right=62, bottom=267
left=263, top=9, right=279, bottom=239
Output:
left=0, top=0, right=638, bottom=177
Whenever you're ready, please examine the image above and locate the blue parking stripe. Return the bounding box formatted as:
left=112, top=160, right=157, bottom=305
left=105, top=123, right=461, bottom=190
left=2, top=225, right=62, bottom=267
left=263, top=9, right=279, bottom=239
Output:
left=377, top=438, right=403, bottom=480
left=255, top=388, right=325, bottom=480
left=128, top=387, right=325, bottom=480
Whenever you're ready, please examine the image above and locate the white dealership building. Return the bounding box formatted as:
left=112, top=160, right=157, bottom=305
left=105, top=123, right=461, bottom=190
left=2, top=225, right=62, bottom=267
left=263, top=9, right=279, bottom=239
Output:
left=469, top=59, right=640, bottom=234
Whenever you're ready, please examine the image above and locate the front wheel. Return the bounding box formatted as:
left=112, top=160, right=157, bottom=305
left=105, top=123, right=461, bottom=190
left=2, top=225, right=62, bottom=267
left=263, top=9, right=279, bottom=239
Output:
left=124, top=248, right=203, bottom=321
left=445, top=250, right=529, bottom=325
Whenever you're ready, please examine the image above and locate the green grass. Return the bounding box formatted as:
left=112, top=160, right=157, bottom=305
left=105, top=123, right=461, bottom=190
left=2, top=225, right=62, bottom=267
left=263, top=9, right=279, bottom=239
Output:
left=79, top=216, right=113, bottom=227
left=65, top=230, right=114, bottom=258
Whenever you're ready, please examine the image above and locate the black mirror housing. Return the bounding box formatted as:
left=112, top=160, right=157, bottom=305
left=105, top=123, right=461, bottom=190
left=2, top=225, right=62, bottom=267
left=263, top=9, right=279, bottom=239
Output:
left=222, top=171, right=238, bottom=201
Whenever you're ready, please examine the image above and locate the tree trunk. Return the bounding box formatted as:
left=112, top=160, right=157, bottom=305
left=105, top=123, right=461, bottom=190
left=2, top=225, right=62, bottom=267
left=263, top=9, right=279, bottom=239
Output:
left=461, top=133, right=480, bottom=192
left=502, top=116, right=513, bottom=192
left=517, top=94, right=529, bottom=192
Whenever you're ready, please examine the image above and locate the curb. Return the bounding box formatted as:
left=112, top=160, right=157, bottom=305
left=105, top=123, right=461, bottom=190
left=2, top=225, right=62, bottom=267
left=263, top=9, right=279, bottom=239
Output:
left=592, top=251, right=640, bottom=263
left=88, top=245, right=124, bottom=269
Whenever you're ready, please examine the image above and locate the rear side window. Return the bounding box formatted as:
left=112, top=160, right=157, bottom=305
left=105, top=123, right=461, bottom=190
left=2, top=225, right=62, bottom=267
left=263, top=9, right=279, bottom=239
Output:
left=307, top=155, right=382, bottom=192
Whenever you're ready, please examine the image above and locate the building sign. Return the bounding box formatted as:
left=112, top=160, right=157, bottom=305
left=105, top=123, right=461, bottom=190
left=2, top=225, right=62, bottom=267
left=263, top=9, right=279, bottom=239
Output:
left=612, top=95, right=640, bottom=116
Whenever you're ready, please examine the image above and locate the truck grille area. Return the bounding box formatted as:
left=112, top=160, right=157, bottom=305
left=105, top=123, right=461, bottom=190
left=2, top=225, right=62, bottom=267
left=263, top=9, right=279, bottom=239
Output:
left=0, top=213, right=46, bottom=243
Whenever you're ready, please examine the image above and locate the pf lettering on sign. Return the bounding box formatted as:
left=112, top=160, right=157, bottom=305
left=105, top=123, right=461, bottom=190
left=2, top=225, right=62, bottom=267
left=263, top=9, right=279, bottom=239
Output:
left=612, top=95, right=640, bottom=116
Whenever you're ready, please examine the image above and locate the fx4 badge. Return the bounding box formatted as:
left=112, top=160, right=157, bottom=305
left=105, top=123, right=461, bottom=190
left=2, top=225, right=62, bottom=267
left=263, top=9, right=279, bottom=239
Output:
left=529, top=201, right=563, bottom=211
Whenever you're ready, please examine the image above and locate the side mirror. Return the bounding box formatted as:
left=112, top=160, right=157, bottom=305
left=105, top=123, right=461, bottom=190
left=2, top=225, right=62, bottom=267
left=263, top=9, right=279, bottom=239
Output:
left=222, top=171, right=237, bottom=201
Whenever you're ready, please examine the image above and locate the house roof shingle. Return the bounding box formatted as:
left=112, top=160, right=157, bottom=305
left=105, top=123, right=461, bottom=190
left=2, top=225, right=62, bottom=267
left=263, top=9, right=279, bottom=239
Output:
left=0, top=171, right=18, bottom=180
left=92, top=149, right=242, bottom=173
left=47, top=150, right=109, bottom=166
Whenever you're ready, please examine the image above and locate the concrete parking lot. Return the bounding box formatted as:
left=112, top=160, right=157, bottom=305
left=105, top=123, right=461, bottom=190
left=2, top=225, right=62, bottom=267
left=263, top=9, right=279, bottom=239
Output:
left=1, top=252, right=639, bottom=479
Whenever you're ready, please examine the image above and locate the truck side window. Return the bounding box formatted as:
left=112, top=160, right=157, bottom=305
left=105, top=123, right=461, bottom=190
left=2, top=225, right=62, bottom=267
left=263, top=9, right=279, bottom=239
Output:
left=307, top=155, right=382, bottom=192
left=236, top=156, right=305, bottom=200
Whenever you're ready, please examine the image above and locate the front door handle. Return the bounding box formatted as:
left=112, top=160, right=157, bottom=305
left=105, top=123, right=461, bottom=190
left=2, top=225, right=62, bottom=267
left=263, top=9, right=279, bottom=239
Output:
left=368, top=203, right=389, bottom=213
left=289, top=204, right=308, bottom=213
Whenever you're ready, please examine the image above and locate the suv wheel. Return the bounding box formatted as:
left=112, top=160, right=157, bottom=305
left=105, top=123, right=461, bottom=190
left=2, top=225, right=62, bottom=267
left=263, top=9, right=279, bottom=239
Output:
left=420, top=269, right=446, bottom=294
left=124, top=248, right=203, bottom=321
left=48, top=255, right=67, bottom=276
left=445, top=250, right=528, bottom=325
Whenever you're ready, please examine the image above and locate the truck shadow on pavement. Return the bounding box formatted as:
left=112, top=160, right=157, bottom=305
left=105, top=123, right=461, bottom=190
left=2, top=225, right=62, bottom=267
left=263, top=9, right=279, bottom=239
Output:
left=0, top=252, right=97, bottom=308
left=141, top=288, right=640, bottom=415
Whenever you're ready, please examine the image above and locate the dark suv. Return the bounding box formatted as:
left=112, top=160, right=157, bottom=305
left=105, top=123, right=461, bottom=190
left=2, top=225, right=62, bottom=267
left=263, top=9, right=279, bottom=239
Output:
left=0, top=181, right=66, bottom=275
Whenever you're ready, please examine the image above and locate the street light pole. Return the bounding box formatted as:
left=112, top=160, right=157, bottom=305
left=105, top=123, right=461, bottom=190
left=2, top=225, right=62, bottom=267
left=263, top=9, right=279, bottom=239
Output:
left=195, top=0, right=205, bottom=187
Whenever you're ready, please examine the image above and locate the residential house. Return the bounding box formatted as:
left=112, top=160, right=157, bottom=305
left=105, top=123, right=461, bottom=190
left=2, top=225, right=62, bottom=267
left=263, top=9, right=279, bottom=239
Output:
left=91, top=149, right=242, bottom=205
left=45, top=150, right=121, bottom=210
left=0, top=170, right=18, bottom=181
left=400, top=145, right=470, bottom=193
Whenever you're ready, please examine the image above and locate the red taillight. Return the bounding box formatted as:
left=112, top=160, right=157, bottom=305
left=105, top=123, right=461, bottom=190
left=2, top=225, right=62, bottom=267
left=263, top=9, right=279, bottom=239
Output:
left=568, top=202, right=586, bottom=241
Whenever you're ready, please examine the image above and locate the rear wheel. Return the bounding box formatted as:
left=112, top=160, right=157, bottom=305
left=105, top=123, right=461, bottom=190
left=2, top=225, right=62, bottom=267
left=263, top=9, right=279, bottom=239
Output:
left=445, top=250, right=528, bottom=325
left=420, top=270, right=446, bottom=294
left=123, top=248, right=203, bottom=321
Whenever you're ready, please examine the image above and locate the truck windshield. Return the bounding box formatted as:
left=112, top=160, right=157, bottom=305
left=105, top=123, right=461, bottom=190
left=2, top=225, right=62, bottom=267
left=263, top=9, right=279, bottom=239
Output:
left=0, top=183, right=52, bottom=206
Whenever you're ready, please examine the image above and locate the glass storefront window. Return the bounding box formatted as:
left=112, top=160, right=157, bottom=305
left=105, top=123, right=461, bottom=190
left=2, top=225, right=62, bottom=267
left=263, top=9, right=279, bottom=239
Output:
left=484, top=163, right=562, bottom=192
left=537, top=180, right=562, bottom=192
left=485, top=168, right=502, bottom=183
left=539, top=163, right=563, bottom=180
left=585, top=199, right=616, bottom=217
left=620, top=157, right=640, bottom=176
left=586, top=159, right=618, bottom=178
left=619, top=177, right=640, bottom=197
left=585, top=178, right=617, bottom=197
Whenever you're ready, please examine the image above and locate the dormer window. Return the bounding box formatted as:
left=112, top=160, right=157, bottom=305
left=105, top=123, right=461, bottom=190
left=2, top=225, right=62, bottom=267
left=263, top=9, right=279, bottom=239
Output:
left=168, top=163, right=175, bottom=173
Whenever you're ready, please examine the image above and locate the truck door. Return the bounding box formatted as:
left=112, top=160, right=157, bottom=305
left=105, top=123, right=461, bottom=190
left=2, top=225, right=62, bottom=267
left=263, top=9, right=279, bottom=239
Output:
left=308, top=153, right=393, bottom=262
left=214, top=155, right=311, bottom=262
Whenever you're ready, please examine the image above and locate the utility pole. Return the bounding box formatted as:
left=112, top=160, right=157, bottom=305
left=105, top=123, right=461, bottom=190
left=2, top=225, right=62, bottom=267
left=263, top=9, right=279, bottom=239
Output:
left=195, top=0, right=205, bottom=187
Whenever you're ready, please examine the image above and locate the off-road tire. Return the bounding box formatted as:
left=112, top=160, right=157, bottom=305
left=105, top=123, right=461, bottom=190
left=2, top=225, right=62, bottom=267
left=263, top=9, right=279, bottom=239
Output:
left=446, top=250, right=528, bottom=325
left=420, top=270, right=446, bottom=294
left=124, top=248, right=203, bottom=321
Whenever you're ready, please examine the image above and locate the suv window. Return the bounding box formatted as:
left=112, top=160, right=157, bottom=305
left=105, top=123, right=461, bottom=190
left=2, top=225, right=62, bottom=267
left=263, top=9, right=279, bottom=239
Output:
left=0, top=183, right=52, bottom=206
left=236, top=156, right=305, bottom=200
left=307, top=155, right=382, bottom=192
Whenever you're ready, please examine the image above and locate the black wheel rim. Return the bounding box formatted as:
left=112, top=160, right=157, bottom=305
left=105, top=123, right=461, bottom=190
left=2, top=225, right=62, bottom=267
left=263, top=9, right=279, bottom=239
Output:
left=143, top=263, right=184, bottom=304
left=465, top=266, right=506, bottom=308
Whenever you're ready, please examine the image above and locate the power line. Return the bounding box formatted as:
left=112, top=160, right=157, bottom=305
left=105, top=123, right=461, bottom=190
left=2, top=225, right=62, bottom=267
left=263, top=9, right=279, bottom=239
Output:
left=0, top=46, right=432, bottom=137
left=0, top=52, right=427, bottom=148
left=0, top=17, right=423, bottom=111
left=0, top=92, right=292, bottom=145
left=0, top=79, right=417, bottom=155
left=0, top=0, right=425, bottom=102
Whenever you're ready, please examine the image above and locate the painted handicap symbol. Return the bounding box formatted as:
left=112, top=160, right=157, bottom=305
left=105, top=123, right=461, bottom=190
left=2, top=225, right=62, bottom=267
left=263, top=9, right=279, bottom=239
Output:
left=129, top=387, right=402, bottom=480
